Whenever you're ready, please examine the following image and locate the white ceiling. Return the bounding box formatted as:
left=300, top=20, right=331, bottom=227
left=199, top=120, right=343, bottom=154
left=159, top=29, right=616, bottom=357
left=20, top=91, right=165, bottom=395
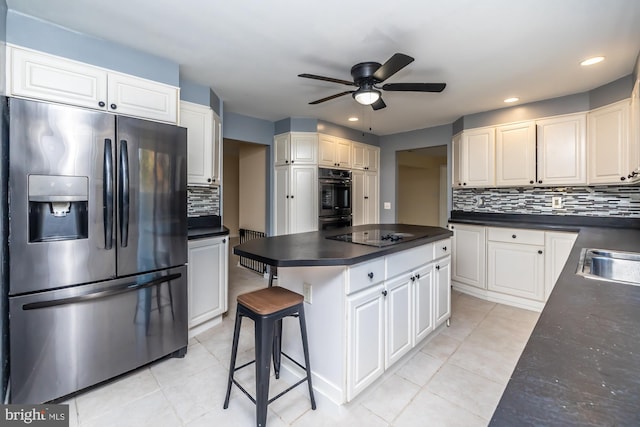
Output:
left=8, top=0, right=640, bottom=136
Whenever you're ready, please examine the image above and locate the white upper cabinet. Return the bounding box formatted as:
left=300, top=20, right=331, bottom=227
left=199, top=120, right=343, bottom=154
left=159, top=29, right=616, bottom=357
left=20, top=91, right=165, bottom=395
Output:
left=536, top=113, right=587, bottom=186
left=352, top=142, right=379, bottom=171
left=630, top=80, right=640, bottom=180
left=352, top=170, right=379, bottom=226
left=319, top=134, right=352, bottom=168
left=454, top=127, right=495, bottom=188
left=452, top=133, right=462, bottom=187
left=588, top=100, right=631, bottom=185
left=274, top=132, right=318, bottom=166
left=495, top=121, right=536, bottom=186
left=8, top=46, right=179, bottom=123
left=180, top=101, right=214, bottom=186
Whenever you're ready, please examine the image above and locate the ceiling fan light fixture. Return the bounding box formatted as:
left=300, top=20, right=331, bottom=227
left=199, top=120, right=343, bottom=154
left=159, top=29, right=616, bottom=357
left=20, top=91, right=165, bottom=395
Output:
left=353, top=88, right=381, bottom=105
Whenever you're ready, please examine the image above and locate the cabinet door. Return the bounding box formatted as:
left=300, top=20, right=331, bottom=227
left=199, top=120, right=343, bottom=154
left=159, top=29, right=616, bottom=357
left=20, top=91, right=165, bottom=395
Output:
left=536, top=113, right=586, bottom=185
left=180, top=101, right=214, bottom=186
left=352, top=143, right=366, bottom=170
left=588, top=101, right=630, bottom=184
left=451, top=224, right=486, bottom=289
left=336, top=138, right=352, bottom=168
left=630, top=79, right=640, bottom=176
left=289, top=165, right=317, bottom=234
left=347, top=285, right=385, bottom=401
left=290, top=133, right=318, bottom=164
left=544, top=231, right=577, bottom=299
left=385, top=275, right=413, bottom=367
left=107, top=72, right=178, bottom=123
left=495, top=121, right=536, bottom=186
left=187, top=236, right=228, bottom=328
left=273, top=166, right=290, bottom=235
left=211, top=111, right=222, bottom=185
left=413, top=265, right=434, bottom=344
left=462, top=127, right=495, bottom=187
left=274, top=133, right=291, bottom=166
left=452, top=133, right=463, bottom=187
left=365, top=171, right=379, bottom=224
left=434, top=256, right=451, bottom=327
left=10, top=46, right=108, bottom=111
left=318, top=134, right=337, bottom=167
left=352, top=170, right=365, bottom=226
left=487, top=242, right=544, bottom=301
left=366, top=146, right=379, bottom=172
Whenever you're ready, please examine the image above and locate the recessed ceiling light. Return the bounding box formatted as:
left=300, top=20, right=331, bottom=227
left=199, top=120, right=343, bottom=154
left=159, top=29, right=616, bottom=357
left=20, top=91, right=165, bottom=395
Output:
left=348, top=117, right=359, bottom=122
left=504, top=97, right=519, bottom=103
left=580, top=56, right=605, bottom=66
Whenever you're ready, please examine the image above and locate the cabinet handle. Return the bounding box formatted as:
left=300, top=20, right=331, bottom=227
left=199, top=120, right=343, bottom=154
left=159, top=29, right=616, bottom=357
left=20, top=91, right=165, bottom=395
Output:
left=538, top=250, right=543, bottom=254
left=291, top=195, right=294, bottom=199
left=410, top=275, right=416, bottom=282
left=512, top=234, right=517, bottom=239
left=458, top=183, right=462, bottom=186
left=367, top=272, right=374, bottom=279
left=291, top=160, right=295, bottom=164
left=621, top=176, right=626, bottom=181
left=416, top=273, right=421, bottom=279
left=382, top=290, right=388, bottom=297
left=364, top=196, right=369, bottom=199
left=223, top=239, right=226, bottom=243
left=98, top=101, right=106, bottom=107
left=450, top=225, right=455, bottom=230
left=285, top=160, right=289, bottom=164
left=286, top=195, right=289, bottom=198
left=436, top=265, right=440, bottom=270
left=207, top=178, right=212, bottom=183
left=538, top=180, right=543, bottom=184
left=110, top=103, right=117, bottom=110
left=442, top=246, right=447, bottom=251
left=529, top=180, right=534, bottom=184
left=463, top=183, right=467, bottom=186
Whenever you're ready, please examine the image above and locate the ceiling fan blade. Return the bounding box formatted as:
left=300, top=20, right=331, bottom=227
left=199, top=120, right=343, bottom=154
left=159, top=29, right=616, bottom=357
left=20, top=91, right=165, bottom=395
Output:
left=298, top=73, right=355, bottom=86
left=371, top=98, right=387, bottom=110
left=372, top=53, right=414, bottom=82
left=309, top=91, right=354, bottom=105
left=382, top=83, right=446, bottom=92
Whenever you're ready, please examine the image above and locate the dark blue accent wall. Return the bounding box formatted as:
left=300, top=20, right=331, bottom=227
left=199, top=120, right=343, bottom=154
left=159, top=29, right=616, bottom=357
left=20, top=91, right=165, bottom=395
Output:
left=179, top=79, right=211, bottom=106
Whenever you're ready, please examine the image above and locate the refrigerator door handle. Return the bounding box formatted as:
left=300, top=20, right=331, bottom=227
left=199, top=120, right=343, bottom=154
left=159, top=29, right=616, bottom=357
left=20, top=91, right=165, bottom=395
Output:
left=21, top=273, right=182, bottom=310
left=119, top=140, right=130, bottom=247
left=104, top=139, right=114, bottom=249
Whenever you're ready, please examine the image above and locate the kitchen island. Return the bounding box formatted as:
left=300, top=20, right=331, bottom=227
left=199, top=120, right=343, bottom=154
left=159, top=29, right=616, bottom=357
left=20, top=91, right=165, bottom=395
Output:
left=234, top=224, right=453, bottom=404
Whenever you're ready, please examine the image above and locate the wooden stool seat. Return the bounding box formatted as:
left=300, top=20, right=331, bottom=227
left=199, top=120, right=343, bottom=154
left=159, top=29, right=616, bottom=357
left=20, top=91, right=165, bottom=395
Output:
left=237, top=286, right=303, bottom=315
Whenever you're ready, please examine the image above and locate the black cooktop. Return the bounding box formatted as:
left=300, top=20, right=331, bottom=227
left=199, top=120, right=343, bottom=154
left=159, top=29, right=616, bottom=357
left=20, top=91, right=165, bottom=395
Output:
left=326, top=228, right=426, bottom=247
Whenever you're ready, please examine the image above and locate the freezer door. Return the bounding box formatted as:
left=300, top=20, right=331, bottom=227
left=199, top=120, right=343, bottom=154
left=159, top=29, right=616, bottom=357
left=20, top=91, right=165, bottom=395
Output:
left=116, top=116, right=187, bottom=276
left=9, top=265, right=188, bottom=404
left=9, top=99, right=116, bottom=294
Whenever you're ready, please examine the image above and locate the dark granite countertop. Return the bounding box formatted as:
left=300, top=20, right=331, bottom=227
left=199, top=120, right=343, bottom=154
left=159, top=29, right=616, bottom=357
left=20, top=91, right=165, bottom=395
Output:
left=233, top=224, right=452, bottom=267
left=450, top=211, right=640, bottom=425
left=188, top=226, right=229, bottom=240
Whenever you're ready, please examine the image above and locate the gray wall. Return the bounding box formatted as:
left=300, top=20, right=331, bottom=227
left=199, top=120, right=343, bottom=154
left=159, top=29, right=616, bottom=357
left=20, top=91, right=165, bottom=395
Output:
left=379, top=124, right=453, bottom=223
left=317, top=120, right=380, bottom=145
left=274, top=117, right=318, bottom=134
left=179, top=79, right=211, bottom=106
left=6, top=11, right=179, bottom=86
left=589, top=75, right=634, bottom=109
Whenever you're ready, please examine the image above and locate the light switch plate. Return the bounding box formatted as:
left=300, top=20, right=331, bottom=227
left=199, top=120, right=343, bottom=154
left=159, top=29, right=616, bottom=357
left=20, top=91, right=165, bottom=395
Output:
left=552, top=196, right=563, bottom=209
left=383, top=202, right=391, bottom=210
left=303, top=282, right=312, bottom=304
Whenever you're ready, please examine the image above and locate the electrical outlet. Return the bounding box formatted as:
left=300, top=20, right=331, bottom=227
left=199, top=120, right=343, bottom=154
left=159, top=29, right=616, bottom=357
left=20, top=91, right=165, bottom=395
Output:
left=552, top=196, right=563, bottom=209
left=383, top=202, right=391, bottom=210
left=303, top=282, right=312, bottom=304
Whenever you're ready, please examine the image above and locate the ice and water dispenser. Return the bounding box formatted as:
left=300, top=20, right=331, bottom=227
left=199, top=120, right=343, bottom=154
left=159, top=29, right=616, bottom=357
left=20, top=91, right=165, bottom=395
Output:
left=28, top=175, right=89, bottom=242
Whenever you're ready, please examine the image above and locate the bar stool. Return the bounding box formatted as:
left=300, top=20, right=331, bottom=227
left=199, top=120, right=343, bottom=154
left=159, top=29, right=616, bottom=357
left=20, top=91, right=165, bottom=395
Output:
left=223, top=286, right=316, bottom=427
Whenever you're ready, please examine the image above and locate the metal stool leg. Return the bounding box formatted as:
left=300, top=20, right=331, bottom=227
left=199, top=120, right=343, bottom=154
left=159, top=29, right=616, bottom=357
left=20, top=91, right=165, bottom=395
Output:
left=255, top=316, right=275, bottom=427
left=223, top=308, right=243, bottom=409
left=298, top=306, right=316, bottom=410
left=272, top=319, right=282, bottom=379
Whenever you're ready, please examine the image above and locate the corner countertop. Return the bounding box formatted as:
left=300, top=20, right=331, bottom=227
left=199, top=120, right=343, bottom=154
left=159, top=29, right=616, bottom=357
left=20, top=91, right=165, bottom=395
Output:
left=447, top=212, right=640, bottom=425
left=233, top=224, right=452, bottom=267
left=188, top=226, right=229, bottom=240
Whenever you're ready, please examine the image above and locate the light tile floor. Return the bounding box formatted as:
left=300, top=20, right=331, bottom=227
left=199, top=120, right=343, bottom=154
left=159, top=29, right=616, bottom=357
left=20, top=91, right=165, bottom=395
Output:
left=65, top=239, right=540, bottom=427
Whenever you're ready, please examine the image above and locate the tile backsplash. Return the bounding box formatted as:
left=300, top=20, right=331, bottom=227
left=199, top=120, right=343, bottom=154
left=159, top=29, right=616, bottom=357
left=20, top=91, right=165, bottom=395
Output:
left=187, top=186, right=220, bottom=217
left=452, top=186, right=640, bottom=217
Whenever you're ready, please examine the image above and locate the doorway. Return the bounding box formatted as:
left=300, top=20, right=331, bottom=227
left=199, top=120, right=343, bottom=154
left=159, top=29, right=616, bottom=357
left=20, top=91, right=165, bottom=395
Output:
left=396, top=146, right=448, bottom=227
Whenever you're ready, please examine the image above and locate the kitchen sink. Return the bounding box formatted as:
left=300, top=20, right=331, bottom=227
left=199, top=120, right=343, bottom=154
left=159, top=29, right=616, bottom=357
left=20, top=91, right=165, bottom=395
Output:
left=576, top=248, right=640, bottom=285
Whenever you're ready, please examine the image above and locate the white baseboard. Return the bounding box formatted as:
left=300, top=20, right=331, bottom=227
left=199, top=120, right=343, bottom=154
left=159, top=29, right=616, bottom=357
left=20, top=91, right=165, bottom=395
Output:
left=452, top=281, right=544, bottom=312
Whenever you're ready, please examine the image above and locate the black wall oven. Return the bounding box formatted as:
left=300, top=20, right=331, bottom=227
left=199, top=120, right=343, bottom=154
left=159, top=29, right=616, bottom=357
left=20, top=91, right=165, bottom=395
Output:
left=319, top=168, right=352, bottom=230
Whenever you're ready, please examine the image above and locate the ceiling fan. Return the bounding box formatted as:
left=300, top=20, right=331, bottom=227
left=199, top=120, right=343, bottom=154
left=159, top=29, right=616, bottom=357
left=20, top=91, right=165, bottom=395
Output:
left=298, top=53, right=446, bottom=110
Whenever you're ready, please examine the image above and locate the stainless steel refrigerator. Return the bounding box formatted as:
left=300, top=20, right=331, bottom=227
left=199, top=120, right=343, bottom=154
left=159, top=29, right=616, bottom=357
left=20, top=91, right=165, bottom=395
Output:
left=7, top=98, right=188, bottom=404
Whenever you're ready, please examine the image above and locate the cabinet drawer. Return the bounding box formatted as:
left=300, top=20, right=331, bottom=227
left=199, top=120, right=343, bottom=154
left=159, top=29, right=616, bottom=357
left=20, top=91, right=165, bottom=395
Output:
left=347, top=258, right=385, bottom=294
left=386, top=244, right=433, bottom=279
left=433, top=238, right=451, bottom=259
left=487, top=227, right=544, bottom=245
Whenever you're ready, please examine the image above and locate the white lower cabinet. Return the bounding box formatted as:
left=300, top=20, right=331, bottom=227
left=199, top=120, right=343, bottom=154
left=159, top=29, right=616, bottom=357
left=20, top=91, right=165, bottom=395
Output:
left=347, top=284, right=385, bottom=400
left=187, top=236, right=228, bottom=335
left=273, top=165, right=317, bottom=235
left=487, top=240, right=545, bottom=301
left=413, top=264, right=435, bottom=344
left=385, top=274, right=413, bottom=367
left=434, top=256, right=451, bottom=327
left=450, top=224, right=486, bottom=289
left=544, top=231, right=578, bottom=299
